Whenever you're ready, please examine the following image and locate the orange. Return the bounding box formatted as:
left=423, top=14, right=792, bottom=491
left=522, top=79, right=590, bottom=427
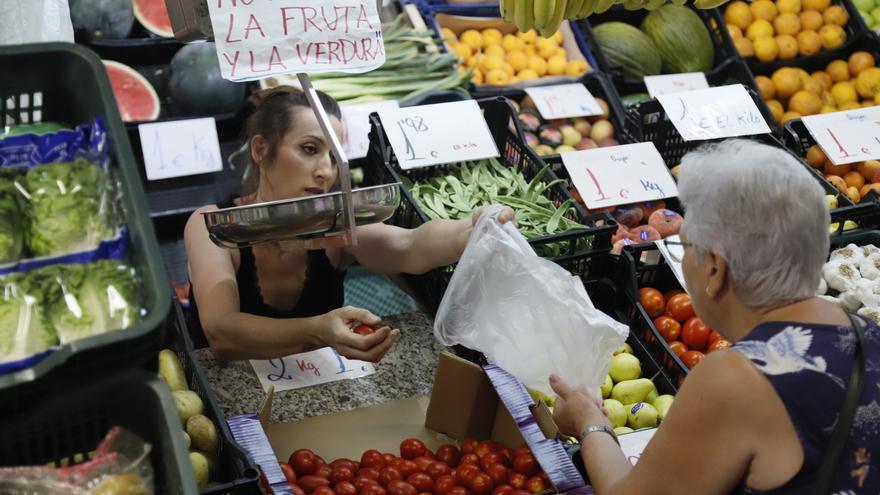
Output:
left=849, top=51, right=876, bottom=77
left=460, top=30, right=483, bottom=51
left=796, top=30, right=822, bottom=56
left=517, top=30, right=538, bottom=44
left=819, top=24, right=847, bottom=50
left=481, top=28, right=503, bottom=48
left=725, top=1, right=754, bottom=30
left=756, top=75, right=777, bottom=99
left=773, top=13, right=801, bottom=36
left=821, top=105, right=838, bottom=113
left=751, top=0, right=779, bottom=21
left=754, top=36, right=780, bottom=61
left=827, top=59, right=851, bottom=82
left=503, top=62, right=515, bottom=77
left=846, top=186, right=861, bottom=204
left=776, top=34, right=799, bottom=58
left=451, top=43, right=473, bottom=61
left=517, top=68, right=539, bottom=80
left=547, top=56, right=567, bottom=76
left=485, top=69, right=509, bottom=86
left=802, top=0, right=830, bottom=10
left=566, top=60, right=590, bottom=76
left=773, top=67, right=804, bottom=98
left=484, top=44, right=506, bottom=59
left=501, top=34, right=524, bottom=52
left=480, top=55, right=505, bottom=73
left=727, top=24, right=744, bottom=40
left=812, top=70, right=834, bottom=91
left=735, top=37, right=755, bottom=56
left=471, top=68, right=483, bottom=84
left=827, top=175, right=848, bottom=192
left=506, top=51, right=528, bottom=72
left=821, top=90, right=836, bottom=106
left=806, top=144, right=827, bottom=168
left=831, top=81, right=859, bottom=104
left=527, top=55, right=547, bottom=76
left=799, top=10, right=824, bottom=31
left=767, top=99, right=785, bottom=121
left=802, top=77, right=824, bottom=95
left=777, top=0, right=802, bottom=14
left=839, top=101, right=864, bottom=110
left=823, top=5, right=849, bottom=26
left=788, top=90, right=823, bottom=115
left=440, top=28, right=458, bottom=42
left=782, top=110, right=803, bottom=123
left=856, top=68, right=880, bottom=99
left=747, top=19, right=776, bottom=40
left=844, top=171, right=866, bottom=190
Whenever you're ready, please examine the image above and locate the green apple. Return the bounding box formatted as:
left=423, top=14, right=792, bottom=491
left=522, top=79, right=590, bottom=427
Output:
left=604, top=399, right=627, bottom=428
left=855, top=0, right=875, bottom=13
left=613, top=426, right=634, bottom=435
left=627, top=402, right=659, bottom=429
left=611, top=378, right=655, bottom=404
left=600, top=375, right=613, bottom=399
left=613, top=343, right=633, bottom=355
left=609, top=353, right=641, bottom=383
left=653, top=394, right=675, bottom=420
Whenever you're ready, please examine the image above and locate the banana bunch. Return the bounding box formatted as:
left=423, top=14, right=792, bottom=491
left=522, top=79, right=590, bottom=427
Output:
left=499, top=0, right=728, bottom=35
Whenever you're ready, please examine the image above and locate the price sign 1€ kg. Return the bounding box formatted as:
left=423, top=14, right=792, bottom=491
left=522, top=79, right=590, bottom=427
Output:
left=378, top=100, right=500, bottom=169
left=138, top=118, right=223, bottom=181
left=802, top=106, right=880, bottom=165
left=523, top=83, right=604, bottom=120
left=656, top=84, right=771, bottom=141
left=560, top=142, right=678, bottom=209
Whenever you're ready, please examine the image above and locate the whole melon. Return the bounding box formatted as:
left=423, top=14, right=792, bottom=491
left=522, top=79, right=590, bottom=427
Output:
left=641, top=5, right=715, bottom=74
left=69, top=0, right=133, bottom=39
left=593, top=22, right=662, bottom=79
left=168, top=43, right=246, bottom=115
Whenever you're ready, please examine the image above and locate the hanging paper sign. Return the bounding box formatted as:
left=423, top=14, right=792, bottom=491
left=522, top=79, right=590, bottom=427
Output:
left=644, top=72, right=709, bottom=98
left=656, top=84, right=771, bottom=141
left=523, top=83, right=603, bottom=119
left=342, top=100, right=399, bottom=160
left=250, top=347, right=375, bottom=392
left=207, top=0, right=386, bottom=82
left=655, top=236, right=689, bottom=293
left=138, top=118, right=223, bottom=181
left=802, top=106, right=880, bottom=165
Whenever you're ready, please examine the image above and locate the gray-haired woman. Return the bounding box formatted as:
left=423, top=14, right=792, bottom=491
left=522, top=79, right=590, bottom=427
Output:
left=550, top=139, right=880, bottom=494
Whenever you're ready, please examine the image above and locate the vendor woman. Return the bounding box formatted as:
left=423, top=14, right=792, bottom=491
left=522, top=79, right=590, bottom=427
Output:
left=185, top=87, right=514, bottom=362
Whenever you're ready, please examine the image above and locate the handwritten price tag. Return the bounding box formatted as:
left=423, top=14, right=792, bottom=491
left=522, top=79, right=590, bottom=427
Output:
left=378, top=100, right=499, bottom=169
left=656, top=236, right=689, bottom=293
left=342, top=100, right=399, bottom=160
left=619, top=427, right=656, bottom=466
left=656, top=84, right=771, bottom=141
left=644, top=73, right=709, bottom=98
left=560, top=142, right=678, bottom=209
left=207, top=0, right=385, bottom=82
left=802, top=107, right=880, bottom=165
left=138, top=118, right=223, bottom=181
left=524, top=83, right=603, bottom=120
left=250, top=347, right=375, bottom=392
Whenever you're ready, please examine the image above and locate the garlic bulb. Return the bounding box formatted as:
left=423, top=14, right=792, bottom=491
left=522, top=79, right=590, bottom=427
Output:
left=823, top=259, right=862, bottom=293
left=858, top=306, right=880, bottom=325
left=860, top=253, right=880, bottom=281
left=840, top=289, right=864, bottom=311
left=831, top=244, right=866, bottom=266
left=816, top=278, right=828, bottom=296
left=862, top=244, right=880, bottom=258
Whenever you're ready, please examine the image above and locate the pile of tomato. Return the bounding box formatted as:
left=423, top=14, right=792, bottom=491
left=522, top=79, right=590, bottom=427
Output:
left=638, top=288, right=732, bottom=369
left=276, top=438, right=552, bottom=495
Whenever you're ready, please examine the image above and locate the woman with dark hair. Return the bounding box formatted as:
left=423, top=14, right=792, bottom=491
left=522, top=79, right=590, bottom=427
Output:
left=185, top=87, right=513, bottom=362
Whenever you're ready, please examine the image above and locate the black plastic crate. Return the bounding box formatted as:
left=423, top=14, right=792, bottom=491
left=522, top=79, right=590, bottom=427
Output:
left=0, top=43, right=171, bottom=402
left=165, top=301, right=261, bottom=495
left=0, top=368, right=197, bottom=494
left=362, top=96, right=617, bottom=314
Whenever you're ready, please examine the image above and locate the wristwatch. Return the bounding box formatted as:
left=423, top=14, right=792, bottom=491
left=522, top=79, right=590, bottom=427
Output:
left=577, top=425, right=619, bottom=445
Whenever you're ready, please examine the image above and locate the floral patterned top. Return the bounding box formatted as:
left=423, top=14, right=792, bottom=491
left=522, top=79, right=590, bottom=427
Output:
left=731, top=320, right=880, bottom=494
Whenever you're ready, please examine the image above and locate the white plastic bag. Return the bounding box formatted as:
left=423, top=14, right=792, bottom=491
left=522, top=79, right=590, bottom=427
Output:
left=0, top=0, right=74, bottom=45
left=435, top=205, right=629, bottom=397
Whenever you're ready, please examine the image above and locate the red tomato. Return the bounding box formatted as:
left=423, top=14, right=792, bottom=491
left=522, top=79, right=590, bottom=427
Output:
left=407, top=473, right=435, bottom=493
left=331, top=467, right=356, bottom=485
left=359, top=469, right=381, bottom=481
left=387, top=480, right=418, bottom=495
left=281, top=461, right=298, bottom=484
left=639, top=288, right=666, bottom=319
left=484, top=465, right=509, bottom=486
left=354, top=324, right=376, bottom=335
left=499, top=448, right=514, bottom=464
left=333, top=460, right=360, bottom=472
left=414, top=456, right=435, bottom=473
left=398, top=460, right=418, bottom=478
left=456, top=465, right=480, bottom=486
left=508, top=473, right=526, bottom=490
left=426, top=462, right=451, bottom=480
left=664, top=289, right=685, bottom=301
left=707, top=330, right=723, bottom=346
left=313, top=487, right=336, bottom=495
left=401, top=439, right=428, bottom=460
left=492, top=486, right=513, bottom=495
left=708, top=339, right=732, bottom=353
left=513, top=446, right=531, bottom=459
left=383, top=454, right=398, bottom=465
left=379, top=467, right=403, bottom=487
left=680, top=350, right=705, bottom=369
left=362, top=451, right=386, bottom=471
left=300, top=475, right=331, bottom=493
left=510, top=491, right=530, bottom=495
left=666, top=294, right=694, bottom=323
left=459, top=454, right=479, bottom=466
left=318, top=465, right=333, bottom=479
left=461, top=438, right=478, bottom=455
left=435, top=445, right=461, bottom=468
left=470, top=473, right=495, bottom=495
left=668, top=341, right=688, bottom=358
left=480, top=453, right=509, bottom=470
left=361, top=484, right=388, bottom=495
left=356, top=478, right=381, bottom=492
left=434, top=475, right=456, bottom=495
left=525, top=476, right=547, bottom=494
left=292, top=485, right=308, bottom=495
left=653, top=316, right=681, bottom=343
left=291, top=450, right=319, bottom=477
left=512, top=455, right=539, bottom=477
left=337, top=482, right=358, bottom=495
left=473, top=443, right=492, bottom=459
left=681, top=317, right=710, bottom=351
left=447, top=488, right=469, bottom=495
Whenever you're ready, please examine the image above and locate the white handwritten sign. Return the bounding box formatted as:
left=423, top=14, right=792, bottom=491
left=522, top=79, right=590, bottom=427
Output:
left=619, top=427, right=656, bottom=466
left=560, top=142, right=678, bottom=209
left=342, top=100, right=399, bottom=160
left=524, top=83, right=603, bottom=120
left=378, top=100, right=499, bottom=169
left=656, top=236, right=689, bottom=293
left=644, top=73, right=709, bottom=98
left=250, top=347, right=375, bottom=392
left=802, top=106, right=880, bottom=165
left=138, top=118, right=223, bottom=181
left=656, top=84, right=771, bottom=141
left=207, top=0, right=386, bottom=82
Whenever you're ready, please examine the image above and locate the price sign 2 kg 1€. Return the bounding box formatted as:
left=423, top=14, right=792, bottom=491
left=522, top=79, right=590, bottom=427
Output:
left=378, top=100, right=499, bottom=169
left=802, top=106, right=880, bottom=165
left=560, top=142, right=678, bottom=209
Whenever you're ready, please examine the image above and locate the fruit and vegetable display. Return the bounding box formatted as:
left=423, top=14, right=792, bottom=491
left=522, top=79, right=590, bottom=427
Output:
left=514, top=96, right=617, bottom=156
left=158, top=349, right=221, bottom=489
left=803, top=145, right=880, bottom=203
left=279, top=438, right=555, bottom=495
left=817, top=243, right=880, bottom=323
left=69, top=0, right=174, bottom=39
left=441, top=27, right=589, bottom=86
left=602, top=344, right=676, bottom=434
left=639, top=288, right=731, bottom=369
left=263, top=15, right=470, bottom=105
left=756, top=50, right=880, bottom=122
left=605, top=203, right=683, bottom=254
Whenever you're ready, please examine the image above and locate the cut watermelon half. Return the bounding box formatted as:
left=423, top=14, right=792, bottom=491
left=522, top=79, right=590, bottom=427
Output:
left=133, top=0, right=174, bottom=38
left=103, top=60, right=161, bottom=122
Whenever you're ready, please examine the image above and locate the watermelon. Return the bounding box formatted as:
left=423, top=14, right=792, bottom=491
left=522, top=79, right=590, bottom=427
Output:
left=103, top=60, right=161, bottom=122
left=133, top=0, right=174, bottom=38
left=593, top=22, right=662, bottom=80
left=69, top=0, right=133, bottom=39
left=168, top=43, right=246, bottom=115
left=641, top=5, right=714, bottom=74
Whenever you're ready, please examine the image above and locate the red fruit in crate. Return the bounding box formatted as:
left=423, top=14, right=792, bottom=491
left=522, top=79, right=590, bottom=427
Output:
left=492, top=486, right=514, bottom=495
left=361, top=484, right=388, bottom=495
left=388, top=481, right=418, bottom=495
left=362, top=451, right=386, bottom=470
left=513, top=446, right=531, bottom=458
left=668, top=341, right=688, bottom=358
left=707, top=330, right=723, bottom=346
left=470, top=473, right=495, bottom=495
left=456, top=465, right=480, bottom=486
left=331, top=467, right=356, bottom=485
left=426, top=461, right=452, bottom=480
left=525, top=476, right=547, bottom=494
left=407, top=473, right=435, bottom=493
left=666, top=294, right=695, bottom=323
left=281, top=462, right=298, bottom=484
left=401, top=439, right=428, bottom=460
left=414, top=456, right=434, bottom=473
left=379, top=467, right=403, bottom=487
left=435, top=445, right=461, bottom=467
left=292, top=485, right=308, bottom=495
left=708, top=339, right=732, bottom=353
left=358, top=469, right=380, bottom=481
left=318, top=465, right=333, bottom=479
left=356, top=479, right=381, bottom=492
left=383, top=454, right=397, bottom=465
left=484, top=464, right=510, bottom=486
left=461, top=438, right=478, bottom=455
left=480, top=453, right=509, bottom=470
left=653, top=316, right=681, bottom=343
left=681, top=317, right=710, bottom=351
left=337, top=482, right=358, bottom=495
left=512, top=454, right=539, bottom=477
left=313, top=487, right=335, bottom=495
left=447, top=488, right=469, bottom=495
left=509, top=473, right=527, bottom=489
left=460, top=454, right=479, bottom=466
left=681, top=350, right=705, bottom=369
left=332, top=460, right=359, bottom=472
left=639, top=288, right=666, bottom=319
left=434, top=475, right=456, bottom=495
left=291, top=450, right=319, bottom=477
left=300, top=476, right=331, bottom=493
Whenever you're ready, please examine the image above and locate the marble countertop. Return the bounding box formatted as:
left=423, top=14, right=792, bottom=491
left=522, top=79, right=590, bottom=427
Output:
left=195, top=312, right=446, bottom=424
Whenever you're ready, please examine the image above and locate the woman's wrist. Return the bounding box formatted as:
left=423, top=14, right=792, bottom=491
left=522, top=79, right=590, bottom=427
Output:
left=303, top=314, right=329, bottom=348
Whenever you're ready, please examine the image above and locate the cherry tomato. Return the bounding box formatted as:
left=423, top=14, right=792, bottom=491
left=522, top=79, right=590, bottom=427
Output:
left=513, top=446, right=531, bottom=459
left=638, top=288, right=665, bottom=319
left=653, top=316, right=681, bottom=343
left=398, top=460, right=418, bottom=478
left=359, top=469, right=381, bottom=481
left=474, top=443, right=492, bottom=459
left=291, top=450, right=319, bottom=477
left=426, top=461, right=451, bottom=480
left=434, top=475, right=456, bottom=495
left=281, top=461, right=298, bottom=484
left=456, top=465, right=480, bottom=486
left=707, top=330, right=723, bottom=346
left=447, top=488, right=469, bottom=495
left=461, top=438, right=478, bottom=455
left=484, top=464, right=509, bottom=486
left=508, top=473, right=526, bottom=490
left=668, top=341, right=688, bottom=358
left=499, top=448, right=514, bottom=464
left=407, top=473, right=435, bottom=493
left=387, top=480, right=418, bottom=495
left=362, top=451, right=386, bottom=471
left=707, top=339, right=732, bottom=353
left=480, top=453, right=509, bottom=470
left=299, top=475, right=331, bottom=493
left=337, top=482, right=358, bottom=495
left=331, top=467, right=356, bottom=485
left=525, top=477, right=547, bottom=494
left=356, top=478, right=381, bottom=492
left=459, top=454, right=479, bottom=466
left=435, top=445, right=461, bottom=468
left=512, top=454, right=539, bottom=477
left=379, top=467, right=403, bottom=487
left=401, top=439, right=428, bottom=460
left=666, top=294, right=694, bottom=323
left=510, top=490, right=530, bottom=495
left=292, top=485, right=308, bottom=495
left=680, top=350, right=705, bottom=369
left=313, top=487, right=335, bottom=495
left=414, top=456, right=435, bottom=473
left=492, top=486, right=514, bottom=495
left=383, top=454, right=398, bottom=465
left=361, top=484, right=388, bottom=495
left=333, top=460, right=360, bottom=473
left=318, top=465, right=333, bottom=479
left=470, top=473, right=495, bottom=495
left=354, top=324, right=377, bottom=335
left=681, top=317, right=710, bottom=351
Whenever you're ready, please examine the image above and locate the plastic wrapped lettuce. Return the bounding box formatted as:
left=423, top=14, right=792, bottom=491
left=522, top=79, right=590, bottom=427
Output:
left=0, top=273, right=58, bottom=366
left=0, top=170, right=26, bottom=264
